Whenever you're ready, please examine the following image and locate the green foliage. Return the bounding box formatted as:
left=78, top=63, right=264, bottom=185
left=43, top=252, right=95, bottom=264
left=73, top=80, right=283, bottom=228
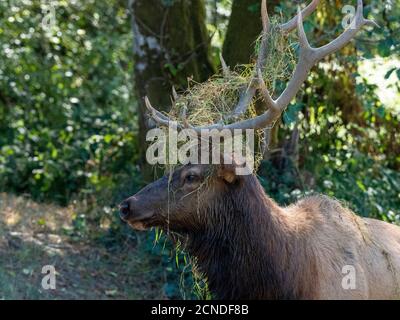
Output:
left=0, top=0, right=138, bottom=204
left=260, top=148, right=400, bottom=225
left=260, top=99, right=400, bottom=224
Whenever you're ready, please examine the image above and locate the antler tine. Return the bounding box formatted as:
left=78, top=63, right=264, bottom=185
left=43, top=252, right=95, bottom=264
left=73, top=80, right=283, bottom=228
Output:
left=219, top=53, right=230, bottom=78
left=180, top=104, right=189, bottom=129
left=169, top=86, right=189, bottom=128
left=280, top=0, right=320, bottom=33
left=257, top=68, right=277, bottom=111
left=170, top=86, right=178, bottom=110
left=145, top=96, right=178, bottom=128
left=261, top=0, right=270, bottom=33
left=256, top=0, right=270, bottom=71
left=230, top=85, right=257, bottom=119
left=172, top=86, right=179, bottom=102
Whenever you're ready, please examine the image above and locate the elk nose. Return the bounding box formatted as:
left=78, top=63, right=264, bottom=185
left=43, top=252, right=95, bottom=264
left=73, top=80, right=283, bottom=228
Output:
left=119, top=201, right=130, bottom=220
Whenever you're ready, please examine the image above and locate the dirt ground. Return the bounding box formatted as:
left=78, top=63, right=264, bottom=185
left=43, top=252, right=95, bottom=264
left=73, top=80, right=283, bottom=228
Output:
left=0, top=193, right=168, bottom=299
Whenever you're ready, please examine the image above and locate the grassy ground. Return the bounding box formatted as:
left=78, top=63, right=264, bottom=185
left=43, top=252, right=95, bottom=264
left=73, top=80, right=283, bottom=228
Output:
left=0, top=193, right=167, bottom=299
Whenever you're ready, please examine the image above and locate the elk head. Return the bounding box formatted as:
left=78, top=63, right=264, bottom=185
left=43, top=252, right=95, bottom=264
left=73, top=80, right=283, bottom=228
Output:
left=119, top=162, right=243, bottom=232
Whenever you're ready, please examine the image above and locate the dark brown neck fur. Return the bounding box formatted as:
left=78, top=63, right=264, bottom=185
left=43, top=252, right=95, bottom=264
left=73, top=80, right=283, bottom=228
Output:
left=186, top=175, right=319, bottom=299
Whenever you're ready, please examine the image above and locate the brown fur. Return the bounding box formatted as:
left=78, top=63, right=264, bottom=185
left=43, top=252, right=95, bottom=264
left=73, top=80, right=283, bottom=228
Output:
left=120, top=164, right=400, bottom=299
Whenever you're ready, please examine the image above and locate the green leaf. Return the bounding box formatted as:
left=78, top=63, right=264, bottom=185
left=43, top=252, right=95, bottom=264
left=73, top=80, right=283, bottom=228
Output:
left=376, top=106, right=385, bottom=118
left=164, top=63, right=178, bottom=76
left=104, top=134, right=113, bottom=144
left=377, top=39, right=393, bottom=58
left=356, top=180, right=366, bottom=192
left=384, top=68, right=396, bottom=80
left=283, top=103, right=303, bottom=125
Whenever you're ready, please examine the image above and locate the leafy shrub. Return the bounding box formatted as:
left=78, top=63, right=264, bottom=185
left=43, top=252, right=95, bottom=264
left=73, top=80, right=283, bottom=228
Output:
left=0, top=1, right=139, bottom=204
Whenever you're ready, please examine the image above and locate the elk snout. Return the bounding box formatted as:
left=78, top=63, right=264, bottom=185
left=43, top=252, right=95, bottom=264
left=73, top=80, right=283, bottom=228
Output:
left=119, top=196, right=141, bottom=221
left=119, top=195, right=155, bottom=229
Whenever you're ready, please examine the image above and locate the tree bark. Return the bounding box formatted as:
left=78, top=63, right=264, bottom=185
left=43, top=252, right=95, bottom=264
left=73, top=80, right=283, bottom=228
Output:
left=222, top=0, right=261, bottom=67
left=222, top=0, right=280, bottom=67
left=130, top=0, right=215, bottom=181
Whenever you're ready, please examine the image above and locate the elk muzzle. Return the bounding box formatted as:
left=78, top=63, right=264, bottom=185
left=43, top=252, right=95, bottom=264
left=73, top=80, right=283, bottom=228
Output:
left=119, top=196, right=155, bottom=231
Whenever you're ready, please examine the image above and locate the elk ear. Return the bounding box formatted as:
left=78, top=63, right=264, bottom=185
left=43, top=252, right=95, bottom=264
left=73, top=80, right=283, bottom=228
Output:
left=217, top=164, right=237, bottom=184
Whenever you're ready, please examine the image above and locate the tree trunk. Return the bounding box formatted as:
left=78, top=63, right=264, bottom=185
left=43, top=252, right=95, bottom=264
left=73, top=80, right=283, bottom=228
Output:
left=222, top=0, right=260, bottom=67
left=130, top=0, right=215, bottom=181
left=222, top=0, right=280, bottom=67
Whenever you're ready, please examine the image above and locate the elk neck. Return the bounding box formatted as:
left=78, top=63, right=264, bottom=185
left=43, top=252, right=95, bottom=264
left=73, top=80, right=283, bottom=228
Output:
left=186, top=174, right=319, bottom=299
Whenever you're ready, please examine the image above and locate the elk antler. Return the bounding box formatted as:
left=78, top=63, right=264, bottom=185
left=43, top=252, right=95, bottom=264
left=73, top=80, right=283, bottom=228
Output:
left=145, top=0, right=376, bottom=133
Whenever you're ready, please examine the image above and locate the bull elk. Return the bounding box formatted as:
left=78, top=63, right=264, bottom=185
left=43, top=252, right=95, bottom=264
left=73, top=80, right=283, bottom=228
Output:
left=120, top=0, right=400, bottom=299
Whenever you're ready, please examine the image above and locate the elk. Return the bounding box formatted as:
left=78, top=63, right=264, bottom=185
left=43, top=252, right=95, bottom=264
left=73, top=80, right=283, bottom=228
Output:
left=120, top=0, right=400, bottom=299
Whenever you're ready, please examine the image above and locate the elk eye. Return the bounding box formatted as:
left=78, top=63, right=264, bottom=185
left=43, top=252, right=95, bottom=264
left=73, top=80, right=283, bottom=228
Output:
left=185, top=174, right=199, bottom=183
